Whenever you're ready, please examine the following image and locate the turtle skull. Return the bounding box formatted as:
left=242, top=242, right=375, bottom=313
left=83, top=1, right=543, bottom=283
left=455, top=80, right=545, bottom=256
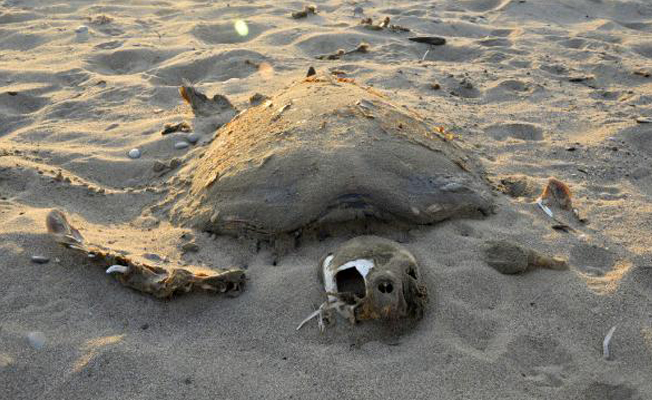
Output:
left=297, top=236, right=427, bottom=331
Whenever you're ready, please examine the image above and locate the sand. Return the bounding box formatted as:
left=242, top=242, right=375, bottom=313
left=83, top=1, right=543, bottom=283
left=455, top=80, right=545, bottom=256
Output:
left=1, top=0, right=652, bottom=399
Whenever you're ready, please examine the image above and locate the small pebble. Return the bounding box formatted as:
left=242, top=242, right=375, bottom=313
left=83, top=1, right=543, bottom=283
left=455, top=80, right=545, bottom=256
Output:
left=181, top=242, right=200, bottom=253
left=27, top=331, right=46, bottom=350
left=75, top=25, right=89, bottom=34
left=31, top=255, right=50, bottom=264
left=187, top=133, right=200, bottom=144
left=128, top=148, right=141, bottom=159
left=169, top=158, right=182, bottom=169
left=152, top=160, right=167, bottom=172
left=636, top=117, right=652, bottom=124
left=143, top=253, right=162, bottom=262
left=174, top=141, right=190, bottom=150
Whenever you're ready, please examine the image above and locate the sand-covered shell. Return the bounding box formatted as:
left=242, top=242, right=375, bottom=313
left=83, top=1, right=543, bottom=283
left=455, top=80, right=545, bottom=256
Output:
left=169, top=75, right=493, bottom=240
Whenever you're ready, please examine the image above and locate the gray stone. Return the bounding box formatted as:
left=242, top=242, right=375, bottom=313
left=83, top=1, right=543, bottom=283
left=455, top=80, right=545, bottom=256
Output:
left=128, top=148, right=141, bottom=159
left=187, top=133, right=200, bottom=144
left=31, top=255, right=50, bottom=264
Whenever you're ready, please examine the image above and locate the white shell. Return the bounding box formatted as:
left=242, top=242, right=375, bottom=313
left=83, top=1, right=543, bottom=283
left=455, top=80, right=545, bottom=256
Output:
left=106, top=265, right=129, bottom=274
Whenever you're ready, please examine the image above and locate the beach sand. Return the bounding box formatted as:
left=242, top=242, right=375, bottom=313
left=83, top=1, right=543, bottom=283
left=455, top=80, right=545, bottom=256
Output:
left=1, top=0, right=652, bottom=399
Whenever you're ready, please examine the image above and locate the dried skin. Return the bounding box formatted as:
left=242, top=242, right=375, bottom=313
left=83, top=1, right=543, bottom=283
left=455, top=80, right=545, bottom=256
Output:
left=46, top=210, right=245, bottom=299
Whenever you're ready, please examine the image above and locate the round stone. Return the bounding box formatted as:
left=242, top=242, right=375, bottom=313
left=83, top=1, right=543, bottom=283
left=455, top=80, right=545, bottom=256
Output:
left=187, top=133, right=200, bottom=144
left=174, top=141, right=190, bottom=150
left=128, top=148, right=141, bottom=159
left=75, top=25, right=89, bottom=34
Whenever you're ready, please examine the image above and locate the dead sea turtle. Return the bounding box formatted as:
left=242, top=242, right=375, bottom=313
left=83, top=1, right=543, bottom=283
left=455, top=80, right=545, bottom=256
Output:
left=167, top=73, right=494, bottom=243
left=45, top=72, right=569, bottom=324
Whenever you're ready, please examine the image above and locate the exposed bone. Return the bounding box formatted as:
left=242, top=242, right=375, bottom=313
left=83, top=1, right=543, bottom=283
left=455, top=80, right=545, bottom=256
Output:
left=299, top=236, right=427, bottom=331
left=46, top=210, right=246, bottom=299
left=484, top=240, right=568, bottom=274
left=106, top=265, right=129, bottom=274
left=536, top=197, right=554, bottom=218
left=603, top=325, right=617, bottom=360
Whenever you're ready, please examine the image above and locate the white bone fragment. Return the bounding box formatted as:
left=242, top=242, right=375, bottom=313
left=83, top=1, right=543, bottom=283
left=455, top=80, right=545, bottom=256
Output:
left=536, top=197, right=554, bottom=218
left=296, top=309, right=322, bottom=331
left=106, top=265, right=129, bottom=274
left=603, top=325, right=617, bottom=360
left=323, top=258, right=374, bottom=302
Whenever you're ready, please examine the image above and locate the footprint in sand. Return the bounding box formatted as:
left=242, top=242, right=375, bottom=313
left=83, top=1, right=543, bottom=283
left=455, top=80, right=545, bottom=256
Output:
left=484, top=79, right=531, bottom=101
left=85, top=48, right=179, bottom=76
left=149, top=49, right=265, bottom=86
left=0, top=91, right=49, bottom=116
left=457, top=0, right=508, bottom=12
left=0, top=31, right=48, bottom=51
left=581, top=382, right=642, bottom=400
left=190, top=21, right=267, bottom=44
left=504, top=333, right=573, bottom=388
left=485, top=122, right=544, bottom=141
left=631, top=41, right=652, bottom=59
left=570, top=243, right=616, bottom=277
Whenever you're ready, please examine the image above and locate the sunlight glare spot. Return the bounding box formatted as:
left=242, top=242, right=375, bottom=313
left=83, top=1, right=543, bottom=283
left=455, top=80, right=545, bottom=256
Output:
left=234, top=20, right=249, bottom=37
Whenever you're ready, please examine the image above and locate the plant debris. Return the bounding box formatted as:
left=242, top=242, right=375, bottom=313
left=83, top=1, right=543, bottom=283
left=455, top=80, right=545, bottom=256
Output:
left=360, top=16, right=410, bottom=32
left=316, top=43, right=370, bottom=60
left=161, top=121, right=191, bottom=135
left=291, top=5, right=317, bottom=19
left=408, top=36, right=447, bottom=46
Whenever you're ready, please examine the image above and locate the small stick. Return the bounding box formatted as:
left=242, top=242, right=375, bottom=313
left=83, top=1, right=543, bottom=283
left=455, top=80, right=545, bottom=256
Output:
left=603, top=325, right=617, bottom=360
left=421, top=49, right=430, bottom=61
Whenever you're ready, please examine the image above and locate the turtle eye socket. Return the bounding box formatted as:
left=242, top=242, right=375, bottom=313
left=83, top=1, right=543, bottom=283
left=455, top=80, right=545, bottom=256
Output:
left=406, top=266, right=417, bottom=280
left=377, top=281, right=394, bottom=294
